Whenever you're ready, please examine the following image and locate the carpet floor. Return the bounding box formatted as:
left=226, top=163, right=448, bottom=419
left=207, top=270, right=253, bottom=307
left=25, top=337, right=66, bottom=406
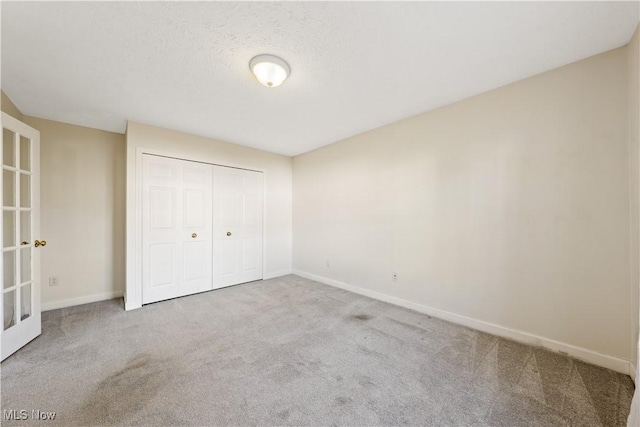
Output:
left=0, top=275, right=634, bottom=426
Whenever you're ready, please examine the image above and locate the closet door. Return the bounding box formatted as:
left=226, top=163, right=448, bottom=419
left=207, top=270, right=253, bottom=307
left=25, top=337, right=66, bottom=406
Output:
left=213, top=166, right=263, bottom=289
left=142, top=155, right=212, bottom=304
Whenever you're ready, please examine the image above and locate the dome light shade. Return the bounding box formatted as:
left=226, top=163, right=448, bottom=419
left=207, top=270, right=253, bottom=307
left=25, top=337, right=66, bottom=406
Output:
left=249, top=54, right=290, bottom=88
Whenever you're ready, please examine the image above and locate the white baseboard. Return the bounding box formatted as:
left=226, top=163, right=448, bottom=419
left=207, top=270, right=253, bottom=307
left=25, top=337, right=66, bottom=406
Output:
left=263, top=269, right=292, bottom=280
left=293, top=270, right=633, bottom=376
left=631, top=363, right=638, bottom=385
left=42, top=291, right=124, bottom=312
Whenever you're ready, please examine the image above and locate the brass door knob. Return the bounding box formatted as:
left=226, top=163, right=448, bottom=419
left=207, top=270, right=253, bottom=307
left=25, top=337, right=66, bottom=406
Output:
left=21, top=241, right=28, bottom=246
left=191, top=233, right=197, bottom=238
left=34, top=240, right=46, bottom=248
left=226, top=231, right=232, bottom=236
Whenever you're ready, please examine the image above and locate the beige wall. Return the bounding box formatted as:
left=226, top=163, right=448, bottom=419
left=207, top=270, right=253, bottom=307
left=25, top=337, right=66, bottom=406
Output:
left=1, top=91, right=23, bottom=121
left=630, top=25, right=640, bottom=373
left=628, top=23, right=640, bottom=427
left=22, top=117, right=126, bottom=310
left=293, top=47, right=631, bottom=367
left=125, top=121, right=292, bottom=308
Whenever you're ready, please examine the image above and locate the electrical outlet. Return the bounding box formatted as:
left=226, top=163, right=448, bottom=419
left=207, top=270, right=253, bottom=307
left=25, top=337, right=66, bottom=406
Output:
left=325, top=260, right=330, bottom=268
left=392, top=273, right=398, bottom=282
left=49, top=276, right=59, bottom=287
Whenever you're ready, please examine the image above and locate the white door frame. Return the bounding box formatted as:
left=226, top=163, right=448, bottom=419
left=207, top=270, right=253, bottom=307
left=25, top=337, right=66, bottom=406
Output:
left=125, top=147, right=267, bottom=310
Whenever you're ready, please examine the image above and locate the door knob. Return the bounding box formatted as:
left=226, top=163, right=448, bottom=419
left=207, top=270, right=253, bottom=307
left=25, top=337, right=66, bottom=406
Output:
left=21, top=241, right=28, bottom=246
left=191, top=233, right=197, bottom=238
left=34, top=240, right=46, bottom=248
left=226, top=231, right=232, bottom=236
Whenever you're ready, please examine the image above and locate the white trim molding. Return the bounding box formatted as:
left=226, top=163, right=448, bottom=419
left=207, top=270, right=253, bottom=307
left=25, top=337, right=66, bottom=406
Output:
left=42, top=291, right=124, bottom=312
left=293, top=270, right=633, bottom=376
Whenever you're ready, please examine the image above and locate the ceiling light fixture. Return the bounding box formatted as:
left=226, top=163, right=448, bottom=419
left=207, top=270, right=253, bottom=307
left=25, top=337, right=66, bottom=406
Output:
left=249, top=54, right=290, bottom=88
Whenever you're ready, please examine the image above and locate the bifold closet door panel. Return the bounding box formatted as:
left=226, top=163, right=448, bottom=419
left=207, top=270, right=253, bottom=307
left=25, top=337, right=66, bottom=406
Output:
left=181, top=161, right=213, bottom=295
left=142, top=155, right=212, bottom=304
left=213, top=166, right=264, bottom=289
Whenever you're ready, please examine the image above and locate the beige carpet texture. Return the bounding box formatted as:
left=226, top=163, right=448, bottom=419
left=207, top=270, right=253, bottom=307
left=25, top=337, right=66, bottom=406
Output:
left=0, top=275, right=634, bottom=426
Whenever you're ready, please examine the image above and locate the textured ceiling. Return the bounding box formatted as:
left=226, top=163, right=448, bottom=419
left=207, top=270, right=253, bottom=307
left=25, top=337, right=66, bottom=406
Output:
left=2, top=2, right=639, bottom=156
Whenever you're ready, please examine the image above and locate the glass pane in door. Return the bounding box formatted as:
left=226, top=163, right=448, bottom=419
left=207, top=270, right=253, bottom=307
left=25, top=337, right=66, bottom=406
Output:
left=3, top=289, right=16, bottom=330
left=3, top=211, right=15, bottom=247
left=20, top=248, right=30, bottom=283
left=3, top=128, right=15, bottom=167
left=3, top=170, right=15, bottom=207
left=3, top=251, right=15, bottom=289
left=20, top=174, right=30, bottom=208
left=19, top=135, right=30, bottom=171
left=20, top=284, right=31, bottom=321
left=20, top=211, right=30, bottom=244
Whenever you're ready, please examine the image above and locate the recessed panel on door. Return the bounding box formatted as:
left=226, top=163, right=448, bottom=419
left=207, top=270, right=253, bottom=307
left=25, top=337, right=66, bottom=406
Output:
left=150, top=187, right=176, bottom=229
left=149, top=243, right=176, bottom=287
left=184, top=189, right=205, bottom=228
left=183, top=242, right=206, bottom=281
left=184, top=166, right=205, bottom=183
left=242, top=238, right=258, bottom=272
left=219, top=239, right=239, bottom=276
left=219, top=193, right=239, bottom=228
left=244, top=197, right=258, bottom=226
left=150, top=162, right=174, bottom=180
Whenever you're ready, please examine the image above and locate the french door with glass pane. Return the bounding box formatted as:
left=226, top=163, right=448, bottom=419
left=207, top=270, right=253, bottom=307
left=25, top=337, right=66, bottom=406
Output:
left=1, top=112, right=41, bottom=361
